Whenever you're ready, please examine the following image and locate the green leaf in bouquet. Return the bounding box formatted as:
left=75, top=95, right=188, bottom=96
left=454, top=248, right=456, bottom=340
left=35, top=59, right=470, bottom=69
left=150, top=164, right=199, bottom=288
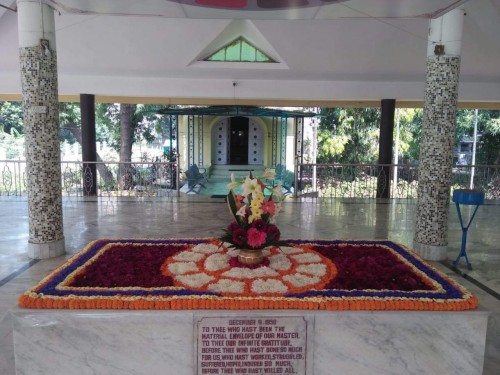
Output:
left=227, top=191, right=242, bottom=225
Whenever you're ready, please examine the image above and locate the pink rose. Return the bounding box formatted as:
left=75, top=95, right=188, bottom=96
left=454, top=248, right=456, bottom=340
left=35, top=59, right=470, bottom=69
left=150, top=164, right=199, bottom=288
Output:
left=247, top=228, right=267, bottom=248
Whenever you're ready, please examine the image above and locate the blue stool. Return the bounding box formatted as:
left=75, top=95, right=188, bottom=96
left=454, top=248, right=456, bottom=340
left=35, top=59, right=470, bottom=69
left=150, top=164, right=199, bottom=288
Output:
left=452, top=189, right=485, bottom=270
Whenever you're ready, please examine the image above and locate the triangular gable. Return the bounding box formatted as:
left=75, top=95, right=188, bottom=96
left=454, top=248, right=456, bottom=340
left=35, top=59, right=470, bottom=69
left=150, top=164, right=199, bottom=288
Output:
left=189, top=20, right=288, bottom=69
left=204, top=36, right=276, bottom=63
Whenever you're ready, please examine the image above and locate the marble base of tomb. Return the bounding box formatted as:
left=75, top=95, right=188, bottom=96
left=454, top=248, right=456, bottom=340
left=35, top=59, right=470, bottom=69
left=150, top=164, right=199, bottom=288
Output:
left=11, top=308, right=489, bottom=375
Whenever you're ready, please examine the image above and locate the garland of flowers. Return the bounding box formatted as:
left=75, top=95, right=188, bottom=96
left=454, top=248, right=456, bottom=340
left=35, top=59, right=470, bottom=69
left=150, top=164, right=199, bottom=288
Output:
left=18, top=238, right=478, bottom=311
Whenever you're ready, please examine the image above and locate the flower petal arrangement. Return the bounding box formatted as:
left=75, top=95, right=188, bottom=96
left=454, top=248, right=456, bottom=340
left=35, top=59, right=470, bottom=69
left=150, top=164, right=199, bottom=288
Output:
left=18, top=238, right=478, bottom=311
left=220, top=169, right=287, bottom=251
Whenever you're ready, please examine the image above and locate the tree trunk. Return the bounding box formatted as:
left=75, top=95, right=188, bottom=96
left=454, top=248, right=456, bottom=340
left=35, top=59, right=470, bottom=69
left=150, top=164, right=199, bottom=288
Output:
left=65, top=125, right=114, bottom=186
left=118, top=104, right=134, bottom=189
left=119, top=104, right=133, bottom=163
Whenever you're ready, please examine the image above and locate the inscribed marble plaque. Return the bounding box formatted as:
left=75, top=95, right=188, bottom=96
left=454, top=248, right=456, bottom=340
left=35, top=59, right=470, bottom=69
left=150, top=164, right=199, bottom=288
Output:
left=196, top=316, right=308, bottom=374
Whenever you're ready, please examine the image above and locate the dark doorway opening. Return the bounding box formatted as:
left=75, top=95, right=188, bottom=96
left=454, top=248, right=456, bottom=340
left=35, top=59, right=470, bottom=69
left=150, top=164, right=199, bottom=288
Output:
left=230, top=117, right=249, bottom=164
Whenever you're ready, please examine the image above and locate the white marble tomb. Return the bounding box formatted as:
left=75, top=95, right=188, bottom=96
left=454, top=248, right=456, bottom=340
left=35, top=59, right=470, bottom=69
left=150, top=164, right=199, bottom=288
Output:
left=12, top=308, right=488, bottom=375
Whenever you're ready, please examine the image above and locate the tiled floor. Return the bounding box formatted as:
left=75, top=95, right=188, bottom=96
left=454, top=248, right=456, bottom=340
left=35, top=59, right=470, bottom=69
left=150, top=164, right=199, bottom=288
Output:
left=0, top=195, right=499, bottom=374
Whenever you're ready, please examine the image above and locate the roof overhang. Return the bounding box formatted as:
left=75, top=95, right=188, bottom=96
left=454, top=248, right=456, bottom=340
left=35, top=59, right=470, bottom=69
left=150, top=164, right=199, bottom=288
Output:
left=1, top=0, right=499, bottom=105
left=158, top=105, right=318, bottom=117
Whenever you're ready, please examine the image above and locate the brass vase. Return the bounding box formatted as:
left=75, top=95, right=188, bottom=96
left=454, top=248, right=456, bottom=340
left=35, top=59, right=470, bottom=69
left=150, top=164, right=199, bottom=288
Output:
left=237, top=248, right=264, bottom=265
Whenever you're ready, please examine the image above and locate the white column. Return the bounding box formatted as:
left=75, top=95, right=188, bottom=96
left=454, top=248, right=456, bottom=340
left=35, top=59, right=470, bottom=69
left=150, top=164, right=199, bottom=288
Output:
left=17, top=0, right=56, bottom=49
left=427, top=8, right=465, bottom=57
left=18, top=0, right=65, bottom=259
left=413, top=7, right=465, bottom=261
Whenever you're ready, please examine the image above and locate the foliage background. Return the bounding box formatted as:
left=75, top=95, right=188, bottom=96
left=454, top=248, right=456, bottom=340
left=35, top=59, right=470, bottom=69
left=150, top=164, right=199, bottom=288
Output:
left=1, top=101, right=499, bottom=166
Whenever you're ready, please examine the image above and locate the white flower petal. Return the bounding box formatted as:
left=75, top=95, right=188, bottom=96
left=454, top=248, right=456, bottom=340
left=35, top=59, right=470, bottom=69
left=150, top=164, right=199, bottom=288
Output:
left=272, top=184, right=283, bottom=199
left=172, top=251, right=205, bottom=262
left=283, top=273, right=321, bottom=287
left=205, top=253, right=231, bottom=272
left=279, top=246, right=304, bottom=255
left=292, top=253, right=322, bottom=263
left=227, top=175, right=240, bottom=191
left=261, top=168, right=276, bottom=179
left=208, top=279, right=245, bottom=294
left=192, top=243, right=221, bottom=254
left=168, top=262, right=199, bottom=275
left=268, top=254, right=292, bottom=271
left=242, top=176, right=262, bottom=197
left=227, top=182, right=240, bottom=191
left=251, top=279, right=288, bottom=294
left=236, top=205, right=247, bottom=217
left=227, top=248, right=239, bottom=257
left=262, top=248, right=272, bottom=257
left=296, top=263, right=327, bottom=277
left=222, top=267, right=279, bottom=279
left=176, top=273, right=214, bottom=288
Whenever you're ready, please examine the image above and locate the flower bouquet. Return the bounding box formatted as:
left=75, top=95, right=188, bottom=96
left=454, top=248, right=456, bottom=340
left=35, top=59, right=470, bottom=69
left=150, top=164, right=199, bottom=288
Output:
left=220, top=168, right=286, bottom=265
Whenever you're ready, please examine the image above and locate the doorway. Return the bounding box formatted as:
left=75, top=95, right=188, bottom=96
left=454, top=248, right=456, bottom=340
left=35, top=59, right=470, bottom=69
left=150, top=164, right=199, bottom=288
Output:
left=229, top=117, right=249, bottom=164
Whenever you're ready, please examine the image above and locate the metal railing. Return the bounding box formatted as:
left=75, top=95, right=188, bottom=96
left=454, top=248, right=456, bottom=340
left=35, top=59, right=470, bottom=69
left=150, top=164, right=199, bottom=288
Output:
left=0, top=160, right=179, bottom=198
left=1, top=160, right=499, bottom=200
left=295, top=163, right=500, bottom=200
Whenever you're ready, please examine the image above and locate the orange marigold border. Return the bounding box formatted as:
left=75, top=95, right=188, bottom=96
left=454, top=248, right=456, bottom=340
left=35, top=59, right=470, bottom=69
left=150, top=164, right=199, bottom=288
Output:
left=18, top=238, right=478, bottom=311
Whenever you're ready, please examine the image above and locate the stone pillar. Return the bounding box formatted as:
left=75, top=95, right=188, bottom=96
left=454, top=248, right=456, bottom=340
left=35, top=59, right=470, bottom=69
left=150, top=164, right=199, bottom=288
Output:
left=377, top=99, right=395, bottom=199
left=18, top=0, right=65, bottom=258
left=80, top=94, right=97, bottom=196
left=413, top=8, right=465, bottom=260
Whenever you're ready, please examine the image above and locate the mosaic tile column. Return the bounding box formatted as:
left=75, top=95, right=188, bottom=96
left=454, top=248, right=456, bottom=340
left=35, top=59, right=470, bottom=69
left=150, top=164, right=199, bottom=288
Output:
left=414, top=8, right=465, bottom=260
left=18, top=1, right=65, bottom=258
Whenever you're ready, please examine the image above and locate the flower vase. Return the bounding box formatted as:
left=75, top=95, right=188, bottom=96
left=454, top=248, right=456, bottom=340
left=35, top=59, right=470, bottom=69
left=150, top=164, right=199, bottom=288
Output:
left=237, top=249, right=264, bottom=265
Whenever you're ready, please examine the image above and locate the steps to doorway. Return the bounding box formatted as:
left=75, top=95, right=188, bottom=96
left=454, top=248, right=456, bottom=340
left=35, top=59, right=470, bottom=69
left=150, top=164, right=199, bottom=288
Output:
left=208, top=164, right=266, bottom=182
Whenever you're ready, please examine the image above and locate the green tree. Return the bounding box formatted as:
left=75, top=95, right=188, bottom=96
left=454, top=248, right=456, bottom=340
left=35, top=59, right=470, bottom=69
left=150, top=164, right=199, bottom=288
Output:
left=455, top=109, right=500, bottom=164
left=94, top=103, right=163, bottom=155
left=317, top=107, right=380, bottom=164
left=0, top=127, right=24, bottom=159
left=92, top=103, right=166, bottom=189
left=479, top=111, right=500, bottom=164
left=59, top=102, right=81, bottom=144
left=397, top=108, right=423, bottom=163
left=59, top=102, right=115, bottom=185
left=0, top=101, right=24, bottom=135
left=0, top=101, right=25, bottom=158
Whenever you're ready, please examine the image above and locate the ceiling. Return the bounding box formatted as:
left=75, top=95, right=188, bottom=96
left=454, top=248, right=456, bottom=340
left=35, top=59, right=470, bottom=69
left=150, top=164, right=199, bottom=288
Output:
left=1, top=0, right=499, bottom=106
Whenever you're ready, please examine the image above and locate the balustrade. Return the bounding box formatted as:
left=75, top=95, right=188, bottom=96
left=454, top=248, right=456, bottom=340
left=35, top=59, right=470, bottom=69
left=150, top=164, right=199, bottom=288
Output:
left=0, top=160, right=498, bottom=201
